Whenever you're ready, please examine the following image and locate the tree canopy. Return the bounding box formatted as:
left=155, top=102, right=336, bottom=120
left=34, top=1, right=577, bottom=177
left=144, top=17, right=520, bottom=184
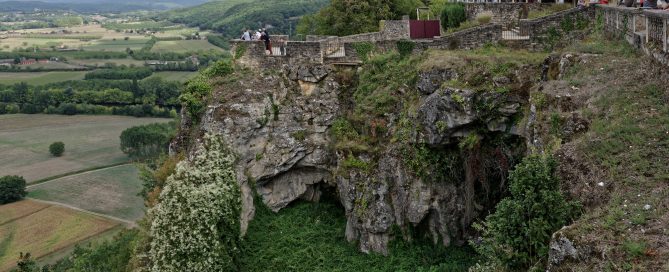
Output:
left=297, top=0, right=427, bottom=36
left=0, top=175, right=27, bottom=204
left=120, top=122, right=176, bottom=160
left=473, top=155, right=581, bottom=270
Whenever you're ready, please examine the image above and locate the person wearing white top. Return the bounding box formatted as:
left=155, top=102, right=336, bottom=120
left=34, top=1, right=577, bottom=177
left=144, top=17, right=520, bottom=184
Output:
left=241, top=29, right=251, bottom=41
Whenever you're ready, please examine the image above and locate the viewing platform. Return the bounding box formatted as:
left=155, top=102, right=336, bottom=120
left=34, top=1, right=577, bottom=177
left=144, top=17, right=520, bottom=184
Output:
left=231, top=4, right=669, bottom=69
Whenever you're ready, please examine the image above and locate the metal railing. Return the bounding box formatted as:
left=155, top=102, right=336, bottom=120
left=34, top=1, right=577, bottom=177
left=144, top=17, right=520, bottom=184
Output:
left=323, top=39, right=345, bottom=58
left=270, top=44, right=286, bottom=56
left=646, top=16, right=665, bottom=46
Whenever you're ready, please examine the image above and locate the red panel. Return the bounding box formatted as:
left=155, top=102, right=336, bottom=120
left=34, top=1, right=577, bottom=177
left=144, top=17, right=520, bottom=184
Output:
left=424, top=20, right=441, bottom=38
left=410, top=20, right=424, bottom=39
left=410, top=20, right=441, bottom=39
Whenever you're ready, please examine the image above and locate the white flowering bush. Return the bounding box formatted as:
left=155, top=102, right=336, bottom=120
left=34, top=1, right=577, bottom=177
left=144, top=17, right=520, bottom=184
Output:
left=149, top=134, right=241, bottom=272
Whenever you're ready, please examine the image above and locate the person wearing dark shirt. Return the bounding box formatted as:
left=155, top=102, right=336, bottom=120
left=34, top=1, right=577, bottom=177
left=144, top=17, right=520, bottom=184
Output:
left=261, top=28, right=272, bottom=55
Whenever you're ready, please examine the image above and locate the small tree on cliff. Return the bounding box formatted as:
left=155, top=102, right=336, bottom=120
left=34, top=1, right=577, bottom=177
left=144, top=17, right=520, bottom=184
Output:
left=149, top=134, right=241, bottom=272
left=472, top=154, right=581, bottom=270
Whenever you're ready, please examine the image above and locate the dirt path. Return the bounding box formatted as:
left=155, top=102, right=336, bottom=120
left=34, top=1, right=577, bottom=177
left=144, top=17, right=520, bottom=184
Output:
left=27, top=163, right=131, bottom=189
left=26, top=198, right=138, bottom=228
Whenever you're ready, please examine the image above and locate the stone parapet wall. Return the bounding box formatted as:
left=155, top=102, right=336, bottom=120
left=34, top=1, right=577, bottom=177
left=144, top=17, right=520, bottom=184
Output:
left=231, top=5, right=606, bottom=69
left=305, top=35, right=336, bottom=42
left=426, top=23, right=502, bottom=50
left=286, top=41, right=323, bottom=65
left=233, top=23, right=504, bottom=67
left=380, top=20, right=411, bottom=40
left=519, top=7, right=595, bottom=38
left=464, top=3, right=549, bottom=28
left=596, top=5, right=669, bottom=66
left=338, top=32, right=383, bottom=43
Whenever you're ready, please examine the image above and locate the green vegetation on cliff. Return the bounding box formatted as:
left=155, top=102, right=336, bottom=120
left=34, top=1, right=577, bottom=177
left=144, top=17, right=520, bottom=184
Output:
left=538, top=33, right=669, bottom=270
left=241, top=198, right=478, bottom=271
left=473, top=155, right=581, bottom=270
left=149, top=134, right=241, bottom=271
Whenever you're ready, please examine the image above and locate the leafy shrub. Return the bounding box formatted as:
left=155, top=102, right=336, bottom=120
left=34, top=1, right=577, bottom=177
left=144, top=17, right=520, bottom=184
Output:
left=396, top=40, right=415, bottom=57
left=623, top=240, right=646, bottom=259
left=352, top=42, right=375, bottom=62
left=180, top=76, right=213, bottom=121
left=0, top=175, right=27, bottom=204
left=473, top=154, right=581, bottom=270
left=149, top=134, right=241, bottom=271
left=441, top=3, right=467, bottom=30
left=234, top=43, right=247, bottom=60
left=331, top=118, right=359, bottom=141
left=205, top=59, right=234, bottom=77
left=45, top=230, right=138, bottom=272
left=49, top=141, right=65, bottom=157
left=342, top=154, right=371, bottom=172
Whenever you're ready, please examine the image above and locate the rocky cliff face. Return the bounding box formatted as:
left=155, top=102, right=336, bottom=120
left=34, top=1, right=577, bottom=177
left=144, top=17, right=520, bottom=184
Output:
left=174, top=54, right=537, bottom=254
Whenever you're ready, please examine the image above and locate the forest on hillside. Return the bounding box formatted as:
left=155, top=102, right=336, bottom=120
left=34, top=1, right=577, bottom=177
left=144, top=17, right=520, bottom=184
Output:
left=156, top=0, right=329, bottom=39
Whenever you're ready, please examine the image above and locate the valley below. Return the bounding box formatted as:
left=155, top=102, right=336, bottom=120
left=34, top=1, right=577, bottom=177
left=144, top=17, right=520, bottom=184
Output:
left=1, top=1, right=668, bottom=272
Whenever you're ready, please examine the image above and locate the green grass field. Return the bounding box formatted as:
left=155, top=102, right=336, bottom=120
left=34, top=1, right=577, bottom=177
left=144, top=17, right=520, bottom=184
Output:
left=28, top=165, right=146, bottom=222
left=0, top=114, right=172, bottom=183
left=83, top=38, right=151, bottom=52
left=0, top=38, right=87, bottom=51
left=151, top=40, right=223, bottom=53
left=0, top=200, right=119, bottom=271
left=0, top=71, right=87, bottom=85
left=147, top=71, right=197, bottom=82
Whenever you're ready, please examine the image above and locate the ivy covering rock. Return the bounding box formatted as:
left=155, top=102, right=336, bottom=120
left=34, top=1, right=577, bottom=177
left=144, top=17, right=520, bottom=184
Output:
left=149, top=134, right=241, bottom=272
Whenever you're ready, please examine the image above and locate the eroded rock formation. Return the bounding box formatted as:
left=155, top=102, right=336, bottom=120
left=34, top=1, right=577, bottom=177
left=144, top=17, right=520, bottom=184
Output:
left=174, top=59, right=534, bottom=254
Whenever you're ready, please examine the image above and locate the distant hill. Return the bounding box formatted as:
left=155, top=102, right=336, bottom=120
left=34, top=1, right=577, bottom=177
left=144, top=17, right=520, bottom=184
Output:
left=157, top=0, right=329, bottom=39
left=0, top=0, right=211, bottom=13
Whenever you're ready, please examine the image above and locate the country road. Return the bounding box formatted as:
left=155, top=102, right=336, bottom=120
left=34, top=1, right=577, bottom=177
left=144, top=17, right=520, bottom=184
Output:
left=26, top=198, right=138, bottom=227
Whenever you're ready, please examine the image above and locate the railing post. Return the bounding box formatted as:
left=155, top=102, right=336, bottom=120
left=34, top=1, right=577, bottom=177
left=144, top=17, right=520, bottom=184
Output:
left=646, top=16, right=650, bottom=43
left=662, top=18, right=667, bottom=52
left=633, top=14, right=636, bottom=33
left=616, top=11, right=619, bottom=30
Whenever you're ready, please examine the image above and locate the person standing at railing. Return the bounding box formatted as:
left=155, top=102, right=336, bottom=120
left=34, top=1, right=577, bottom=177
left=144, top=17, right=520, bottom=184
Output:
left=241, top=29, right=251, bottom=41
left=261, top=29, right=272, bottom=55
left=658, top=0, right=669, bottom=9
left=644, top=0, right=658, bottom=8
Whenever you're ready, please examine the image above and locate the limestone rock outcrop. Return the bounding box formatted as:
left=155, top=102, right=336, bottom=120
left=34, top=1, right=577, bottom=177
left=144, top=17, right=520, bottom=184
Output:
left=175, top=61, right=531, bottom=253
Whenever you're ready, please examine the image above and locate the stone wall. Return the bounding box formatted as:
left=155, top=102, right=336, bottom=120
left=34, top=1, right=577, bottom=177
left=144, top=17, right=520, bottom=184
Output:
left=418, top=24, right=503, bottom=50
left=597, top=6, right=669, bottom=67
left=338, top=32, right=382, bottom=43
left=380, top=20, right=411, bottom=40
left=306, top=35, right=337, bottom=42
left=234, top=22, right=506, bottom=68
left=464, top=3, right=548, bottom=28
left=519, top=7, right=595, bottom=38
left=286, top=41, right=323, bottom=65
